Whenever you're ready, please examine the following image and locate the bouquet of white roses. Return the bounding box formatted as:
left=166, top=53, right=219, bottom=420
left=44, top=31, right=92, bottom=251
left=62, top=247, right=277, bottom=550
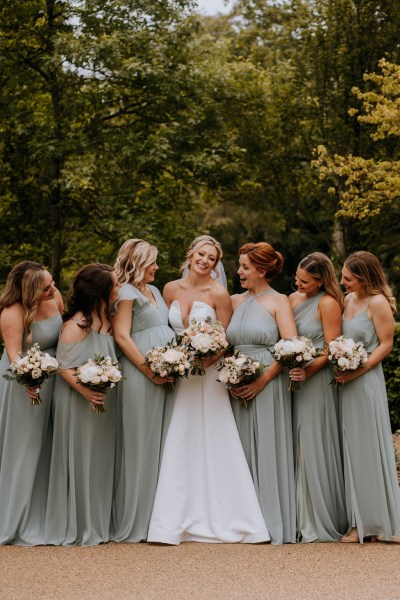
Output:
left=76, top=353, right=122, bottom=413
left=180, top=316, right=229, bottom=375
left=328, top=335, right=368, bottom=387
left=144, top=341, right=191, bottom=389
left=272, top=336, right=316, bottom=391
left=216, top=351, right=265, bottom=408
left=3, top=342, right=59, bottom=405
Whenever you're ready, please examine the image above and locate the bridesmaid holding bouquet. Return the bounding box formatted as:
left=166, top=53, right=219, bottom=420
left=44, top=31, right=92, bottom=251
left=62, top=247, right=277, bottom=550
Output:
left=0, top=262, right=63, bottom=545
left=337, top=251, right=400, bottom=543
left=112, top=239, right=175, bottom=543
left=45, top=264, right=120, bottom=545
left=289, top=252, right=348, bottom=542
left=227, top=242, right=297, bottom=544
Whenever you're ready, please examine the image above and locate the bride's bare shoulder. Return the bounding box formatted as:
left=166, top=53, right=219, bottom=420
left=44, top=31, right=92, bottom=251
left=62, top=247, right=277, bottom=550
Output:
left=163, top=279, right=186, bottom=302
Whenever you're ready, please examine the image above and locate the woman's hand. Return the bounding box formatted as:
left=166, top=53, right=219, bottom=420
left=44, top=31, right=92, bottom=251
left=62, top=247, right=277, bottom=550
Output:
left=230, top=371, right=269, bottom=402
left=201, top=354, right=222, bottom=369
left=289, top=367, right=306, bottom=383
left=25, top=385, right=40, bottom=401
left=81, top=387, right=106, bottom=412
left=335, top=366, right=368, bottom=384
left=142, top=365, right=174, bottom=386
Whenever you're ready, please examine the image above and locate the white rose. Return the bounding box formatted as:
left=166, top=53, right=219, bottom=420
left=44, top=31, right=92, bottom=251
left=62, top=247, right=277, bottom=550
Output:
left=337, top=357, right=350, bottom=370
left=31, top=368, right=42, bottom=379
left=235, top=356, right=247, bottom=367
left=78, top=364, right=101, bottom=383
left=163, top=349, right=184, bottom=364
left=190, top=333, right=213, bottom=353
left=41, top=354, right=58, bottom=371
left=107, top=366, right=122, bottom=382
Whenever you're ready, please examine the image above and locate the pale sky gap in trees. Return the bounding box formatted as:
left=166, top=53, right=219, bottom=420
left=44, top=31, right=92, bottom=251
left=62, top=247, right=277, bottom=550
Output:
left=195, top=0, right=234, bottom=15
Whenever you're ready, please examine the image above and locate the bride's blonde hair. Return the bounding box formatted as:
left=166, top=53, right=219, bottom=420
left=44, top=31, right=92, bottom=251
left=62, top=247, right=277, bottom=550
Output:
left=180, top=235, right=223, bottom=276
left=114, top=239, right=158, bottom=287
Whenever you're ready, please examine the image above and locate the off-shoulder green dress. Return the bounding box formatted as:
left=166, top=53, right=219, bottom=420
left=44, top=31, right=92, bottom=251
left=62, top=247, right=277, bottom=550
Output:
left=45, top=328, right=118, bottom=546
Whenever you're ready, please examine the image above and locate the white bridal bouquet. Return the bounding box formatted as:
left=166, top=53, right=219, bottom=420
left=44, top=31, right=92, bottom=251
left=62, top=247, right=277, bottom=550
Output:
left=3, top=342, right=59, bottom=405
left=144, top=341, right=192, bottom=389
left=328, top=335, right=368, bottom=386
left=272, top=336, right=316, bottom=391
left=216, top=352, right=265, bottom=408
left=180, top=316, right=229, bottom=375
left=76, top=353, right=122, bottom=413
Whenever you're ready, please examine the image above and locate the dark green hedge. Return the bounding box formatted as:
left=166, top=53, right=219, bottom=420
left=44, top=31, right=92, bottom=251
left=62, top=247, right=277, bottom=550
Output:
left=383, top=323, right=400, bottom=432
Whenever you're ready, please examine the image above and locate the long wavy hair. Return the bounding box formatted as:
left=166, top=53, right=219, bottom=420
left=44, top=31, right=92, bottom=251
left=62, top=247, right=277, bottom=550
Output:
left=0, top=261, right=46, bottom=345
left=344, top=251, right=396, bottom=314
left=114, top=239, right=158, bottom=287
left=180, top=235, right=223, bottom=276
left=63, top=263, right=115, bottom=333
left=239, top=242, right=283, bottom=280
left=299, top=252, right=344, bottom=311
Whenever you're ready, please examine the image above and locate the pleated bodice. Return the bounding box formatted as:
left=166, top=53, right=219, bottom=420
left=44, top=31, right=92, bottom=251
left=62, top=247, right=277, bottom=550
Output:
left=294, top=292, right=325, bottom=351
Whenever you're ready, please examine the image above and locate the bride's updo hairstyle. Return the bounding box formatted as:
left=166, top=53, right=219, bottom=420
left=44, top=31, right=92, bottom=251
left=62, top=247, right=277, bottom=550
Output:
left=114, top=239, right=158, bottom=287
left=239, top=242, right=283, bottom=280
left=299, top=252, right=344, bottom=311
left=180, top=235, right=223, bottom=276
left=344, top=251, right=396, bottom=314
left=0, top=261, right=47, bottom=345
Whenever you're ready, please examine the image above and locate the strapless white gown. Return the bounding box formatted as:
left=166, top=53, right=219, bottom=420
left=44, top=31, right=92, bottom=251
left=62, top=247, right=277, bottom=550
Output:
left=147, top=301, right=270, bottom=544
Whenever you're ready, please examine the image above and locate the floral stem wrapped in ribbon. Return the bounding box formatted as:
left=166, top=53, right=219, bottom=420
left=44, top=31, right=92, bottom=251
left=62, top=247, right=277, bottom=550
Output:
left=76, top=353, right=122, bottom=413
left=328, top=335, right=368, bottom=387
left=216, top=351, right=264, bottom=408
left=3, top=342, right=59, bottom=405
left=144, top=341, right=192, bottom=390
left=179, top=316, right=229, bottom=376
left=272, top=336, right=316, bottom=391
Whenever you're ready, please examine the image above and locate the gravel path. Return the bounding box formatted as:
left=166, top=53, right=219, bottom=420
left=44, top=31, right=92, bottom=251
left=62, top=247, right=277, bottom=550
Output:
left=2, top=541, right=400, bottom=600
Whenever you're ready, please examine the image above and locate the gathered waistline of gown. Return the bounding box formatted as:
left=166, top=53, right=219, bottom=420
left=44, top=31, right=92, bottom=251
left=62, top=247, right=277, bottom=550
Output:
left=234, top=344, right=272, bottom=353
left=132, top=324, right=174, bottom=334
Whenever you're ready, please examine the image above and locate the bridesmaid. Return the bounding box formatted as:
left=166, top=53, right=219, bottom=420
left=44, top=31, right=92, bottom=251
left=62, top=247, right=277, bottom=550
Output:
left=112, top=239, right=175, bottom=543
left=227, top=242, right=297, bottom=544
left=45, top=263, right=120, bottom=546
left=337, top=251, right=400, bottom=543
left=0, top=261, right=63, bottom=545
left=289, top=252, right=348, bottom=542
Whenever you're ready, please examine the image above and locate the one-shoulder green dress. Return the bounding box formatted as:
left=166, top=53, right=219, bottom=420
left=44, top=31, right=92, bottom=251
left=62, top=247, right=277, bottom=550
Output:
left=0, top=313, right=62, bottom=545
left=112, top=284, right=175, bottom=542
left=45, top=328, right=118, bottom=546
left=227, top=291, right=296, bottom=545
left=340, top=312, right=400, bottom=541
left=293, top=292, right=347, bottom=542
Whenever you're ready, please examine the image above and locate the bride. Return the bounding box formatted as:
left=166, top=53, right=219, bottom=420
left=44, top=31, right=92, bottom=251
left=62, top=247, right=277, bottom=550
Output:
left=147, top=235, right=269, bottom=544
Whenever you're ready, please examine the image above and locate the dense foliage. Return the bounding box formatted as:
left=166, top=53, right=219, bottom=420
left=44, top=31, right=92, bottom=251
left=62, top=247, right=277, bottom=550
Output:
left=0, top=0, right=400, bottom=296
left=383, top=324, right=400, bottom=432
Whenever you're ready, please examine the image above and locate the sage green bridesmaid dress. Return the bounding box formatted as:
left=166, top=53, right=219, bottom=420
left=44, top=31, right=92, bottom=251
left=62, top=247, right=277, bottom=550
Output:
left=227, top=291, right=296, bottom=545
left=293, top=292, right=347, bottom=542
left=0, top=313, right=62, bottom=545
left=340, top=312, right=400, bottom=541
left=112, top=284, right=175, bottom=542
left=45, top=328, right=118, bottom=546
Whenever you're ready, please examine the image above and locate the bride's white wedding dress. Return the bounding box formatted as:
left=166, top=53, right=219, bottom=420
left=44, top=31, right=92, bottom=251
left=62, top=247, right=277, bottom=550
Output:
left=147, top=301, right=270, bottom=544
